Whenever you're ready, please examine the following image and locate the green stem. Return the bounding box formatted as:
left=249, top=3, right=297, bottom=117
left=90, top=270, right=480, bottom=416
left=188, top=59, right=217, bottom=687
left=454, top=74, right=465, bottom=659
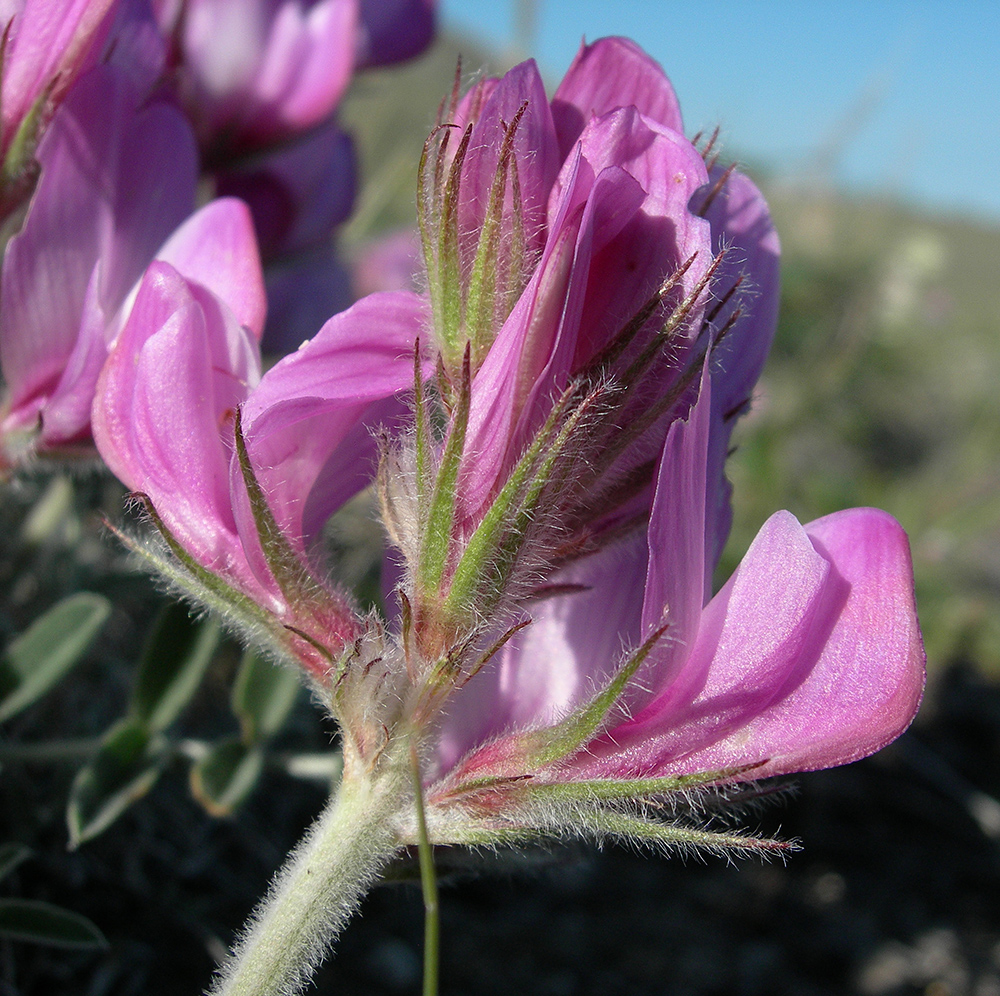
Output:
left=208, top=766, right=405, bottom=996
left=410, top=744, right=440, bottom=996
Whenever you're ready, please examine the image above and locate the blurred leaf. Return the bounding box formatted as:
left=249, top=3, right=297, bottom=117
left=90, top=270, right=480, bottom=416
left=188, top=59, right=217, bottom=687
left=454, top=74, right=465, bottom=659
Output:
left=19, top=475, right=75, bottom=545
left=0, top=594, right=111, bottom=724
left=131, top=603, right=221, bottom=732
left=67, top=718, right=168, bottom=847
left=0, top=898, right=107, bottom=949
left=231, top=647, right=300, bottom=743
left=190, top=738, right=264, bottom=817
left=0, top=844, right=31, bottom=882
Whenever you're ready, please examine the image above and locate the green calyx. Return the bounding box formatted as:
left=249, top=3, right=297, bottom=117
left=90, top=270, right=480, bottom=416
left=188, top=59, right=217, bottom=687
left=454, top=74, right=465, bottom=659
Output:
left=110, top=495, right=289, bottom=660
left=415, top=343, right=471, bottom=599
left=443, top=378, right=605, bottom=625
left=233, top=409, right=331, bottom=611
left=417, top=101, right=530, bottom=377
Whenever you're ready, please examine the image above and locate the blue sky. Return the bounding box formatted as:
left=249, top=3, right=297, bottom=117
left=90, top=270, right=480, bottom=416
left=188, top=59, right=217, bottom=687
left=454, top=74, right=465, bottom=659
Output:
left=439, top=0, right=1000, bottom=224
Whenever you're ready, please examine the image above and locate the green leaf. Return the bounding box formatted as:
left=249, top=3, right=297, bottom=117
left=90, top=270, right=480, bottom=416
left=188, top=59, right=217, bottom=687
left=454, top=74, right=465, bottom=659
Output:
left=0, top=593, right=111, bottom=724
left=231, top=647, right=300, bottom=744
left=0, top=843, right=31, bottom=882
left=190, top=739, right=264, bottom=817
left=67, top=719, right=168, bottom=847
left=131, top=602, right=220, bottom=732
left=0, top=898, right=107, bottom=949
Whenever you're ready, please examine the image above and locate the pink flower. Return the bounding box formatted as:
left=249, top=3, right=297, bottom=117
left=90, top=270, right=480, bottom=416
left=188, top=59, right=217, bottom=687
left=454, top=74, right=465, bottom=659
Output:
left=0, top=64, right=264, bottom=467
left=0, top=0, right=119, bottom=164
left=363, top=38, right=925, bottom=830
left=155, top=0, right=359, bottom=151
left=390, top=38, right=779, bottom=639
left=93, top=36, right=924, bottom=851
left=93, top=285, right=427, bottom=678
left=429, top=378, right=925, bottom=805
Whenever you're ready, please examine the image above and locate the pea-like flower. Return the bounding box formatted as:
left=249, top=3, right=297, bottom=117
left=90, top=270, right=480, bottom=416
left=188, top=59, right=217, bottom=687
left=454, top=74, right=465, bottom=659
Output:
left=91, top=39, right=925, bottom=996
left=0, top=64, right=264, bottom=469
left=0, top=0, right=119, bottom=192
left=363, top=37, right=925, bottom=840
left=154, top=0, right=435, bottom=154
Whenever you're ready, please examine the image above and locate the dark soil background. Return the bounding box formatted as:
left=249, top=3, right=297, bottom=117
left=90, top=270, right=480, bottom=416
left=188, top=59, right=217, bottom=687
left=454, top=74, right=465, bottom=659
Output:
left=3, top=657, right=999, bottom=996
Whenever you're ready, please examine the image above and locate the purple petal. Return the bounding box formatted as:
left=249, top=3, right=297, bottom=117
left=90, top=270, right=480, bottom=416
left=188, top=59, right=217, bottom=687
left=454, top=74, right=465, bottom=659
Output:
left=460, top=109, right=711, bottom=516
left=697, top=168, right=781, bottom=569
left=350, top=227, right=422, bottom=298
left=93, top=261, right=264, bottom=586
left=551, top=36, right=684, bottom=158
left=636, top=363, right=711, bottom=701
left=262, top=243, right=353, bottom=355
left=237, top=291, right=427, bottom=559
left=436, top=532, right=648, bottom=776
left=248, top=0, right=357, bottom=141
left=215, top=121, right=355, bottom=257
left=458, top=59, right=560, bottom=268
left=460, top=151, right=650, bottom=519
left=82, top=72, right=197, bottom=317
left=156, top=197, right=267, bottom=339
left=101, top=0, right=168, bottom=94
left=0, top=65, right=195, bottom=425
left=179, top=0, right=356, bottom=146
left=702, top=168, right=780, bottom=421
left=565, top=107, right=712, bottom=369
left=572, top=508, right=925, bottom=781
left=1, top=0, right=118, bottom=152
left=29, top=265, right=111, bottom=445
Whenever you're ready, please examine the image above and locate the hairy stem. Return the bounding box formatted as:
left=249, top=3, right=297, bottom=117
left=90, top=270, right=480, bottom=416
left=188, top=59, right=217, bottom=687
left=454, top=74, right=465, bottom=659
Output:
left=208, top=765, right=406, bottom=996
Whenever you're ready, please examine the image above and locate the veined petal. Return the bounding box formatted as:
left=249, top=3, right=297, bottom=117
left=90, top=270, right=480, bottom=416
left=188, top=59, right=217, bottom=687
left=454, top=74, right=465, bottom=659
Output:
left=460, top=157, right=648, bottom=518
left=702, top=168, right=781, bottom=568
left=93, top=262, right=263, bottom=585
left=569, top=107, right=712, bottom=368
left=571, top=508, right=924, bottom=781
left=637, top=364, right=711, bottom=698
left=436, top=532, right=648, bottom=776
left=552, top=36, right=684, bottom=157
left=458, top=58, right=560, bottom=266
left=237, top=291, right=427, bottom=559
left=30, top=264, right=110, bottom=445
left=1, top=65, right=195, bottom=420
left=155, top=197, right=267, bottom=339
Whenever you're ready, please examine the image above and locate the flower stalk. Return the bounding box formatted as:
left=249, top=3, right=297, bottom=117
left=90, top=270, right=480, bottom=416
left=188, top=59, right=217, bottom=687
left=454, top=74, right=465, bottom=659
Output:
left=411, top=742, right=441, bottom=996
left=208, top=758, right=408, bottom=996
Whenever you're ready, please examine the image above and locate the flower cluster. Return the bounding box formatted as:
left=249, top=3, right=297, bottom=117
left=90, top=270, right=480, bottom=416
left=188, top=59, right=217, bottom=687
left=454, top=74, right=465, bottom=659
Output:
left=0, top=0, right=437, bottom=470
left=91, top=37, right=924, bottom=851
